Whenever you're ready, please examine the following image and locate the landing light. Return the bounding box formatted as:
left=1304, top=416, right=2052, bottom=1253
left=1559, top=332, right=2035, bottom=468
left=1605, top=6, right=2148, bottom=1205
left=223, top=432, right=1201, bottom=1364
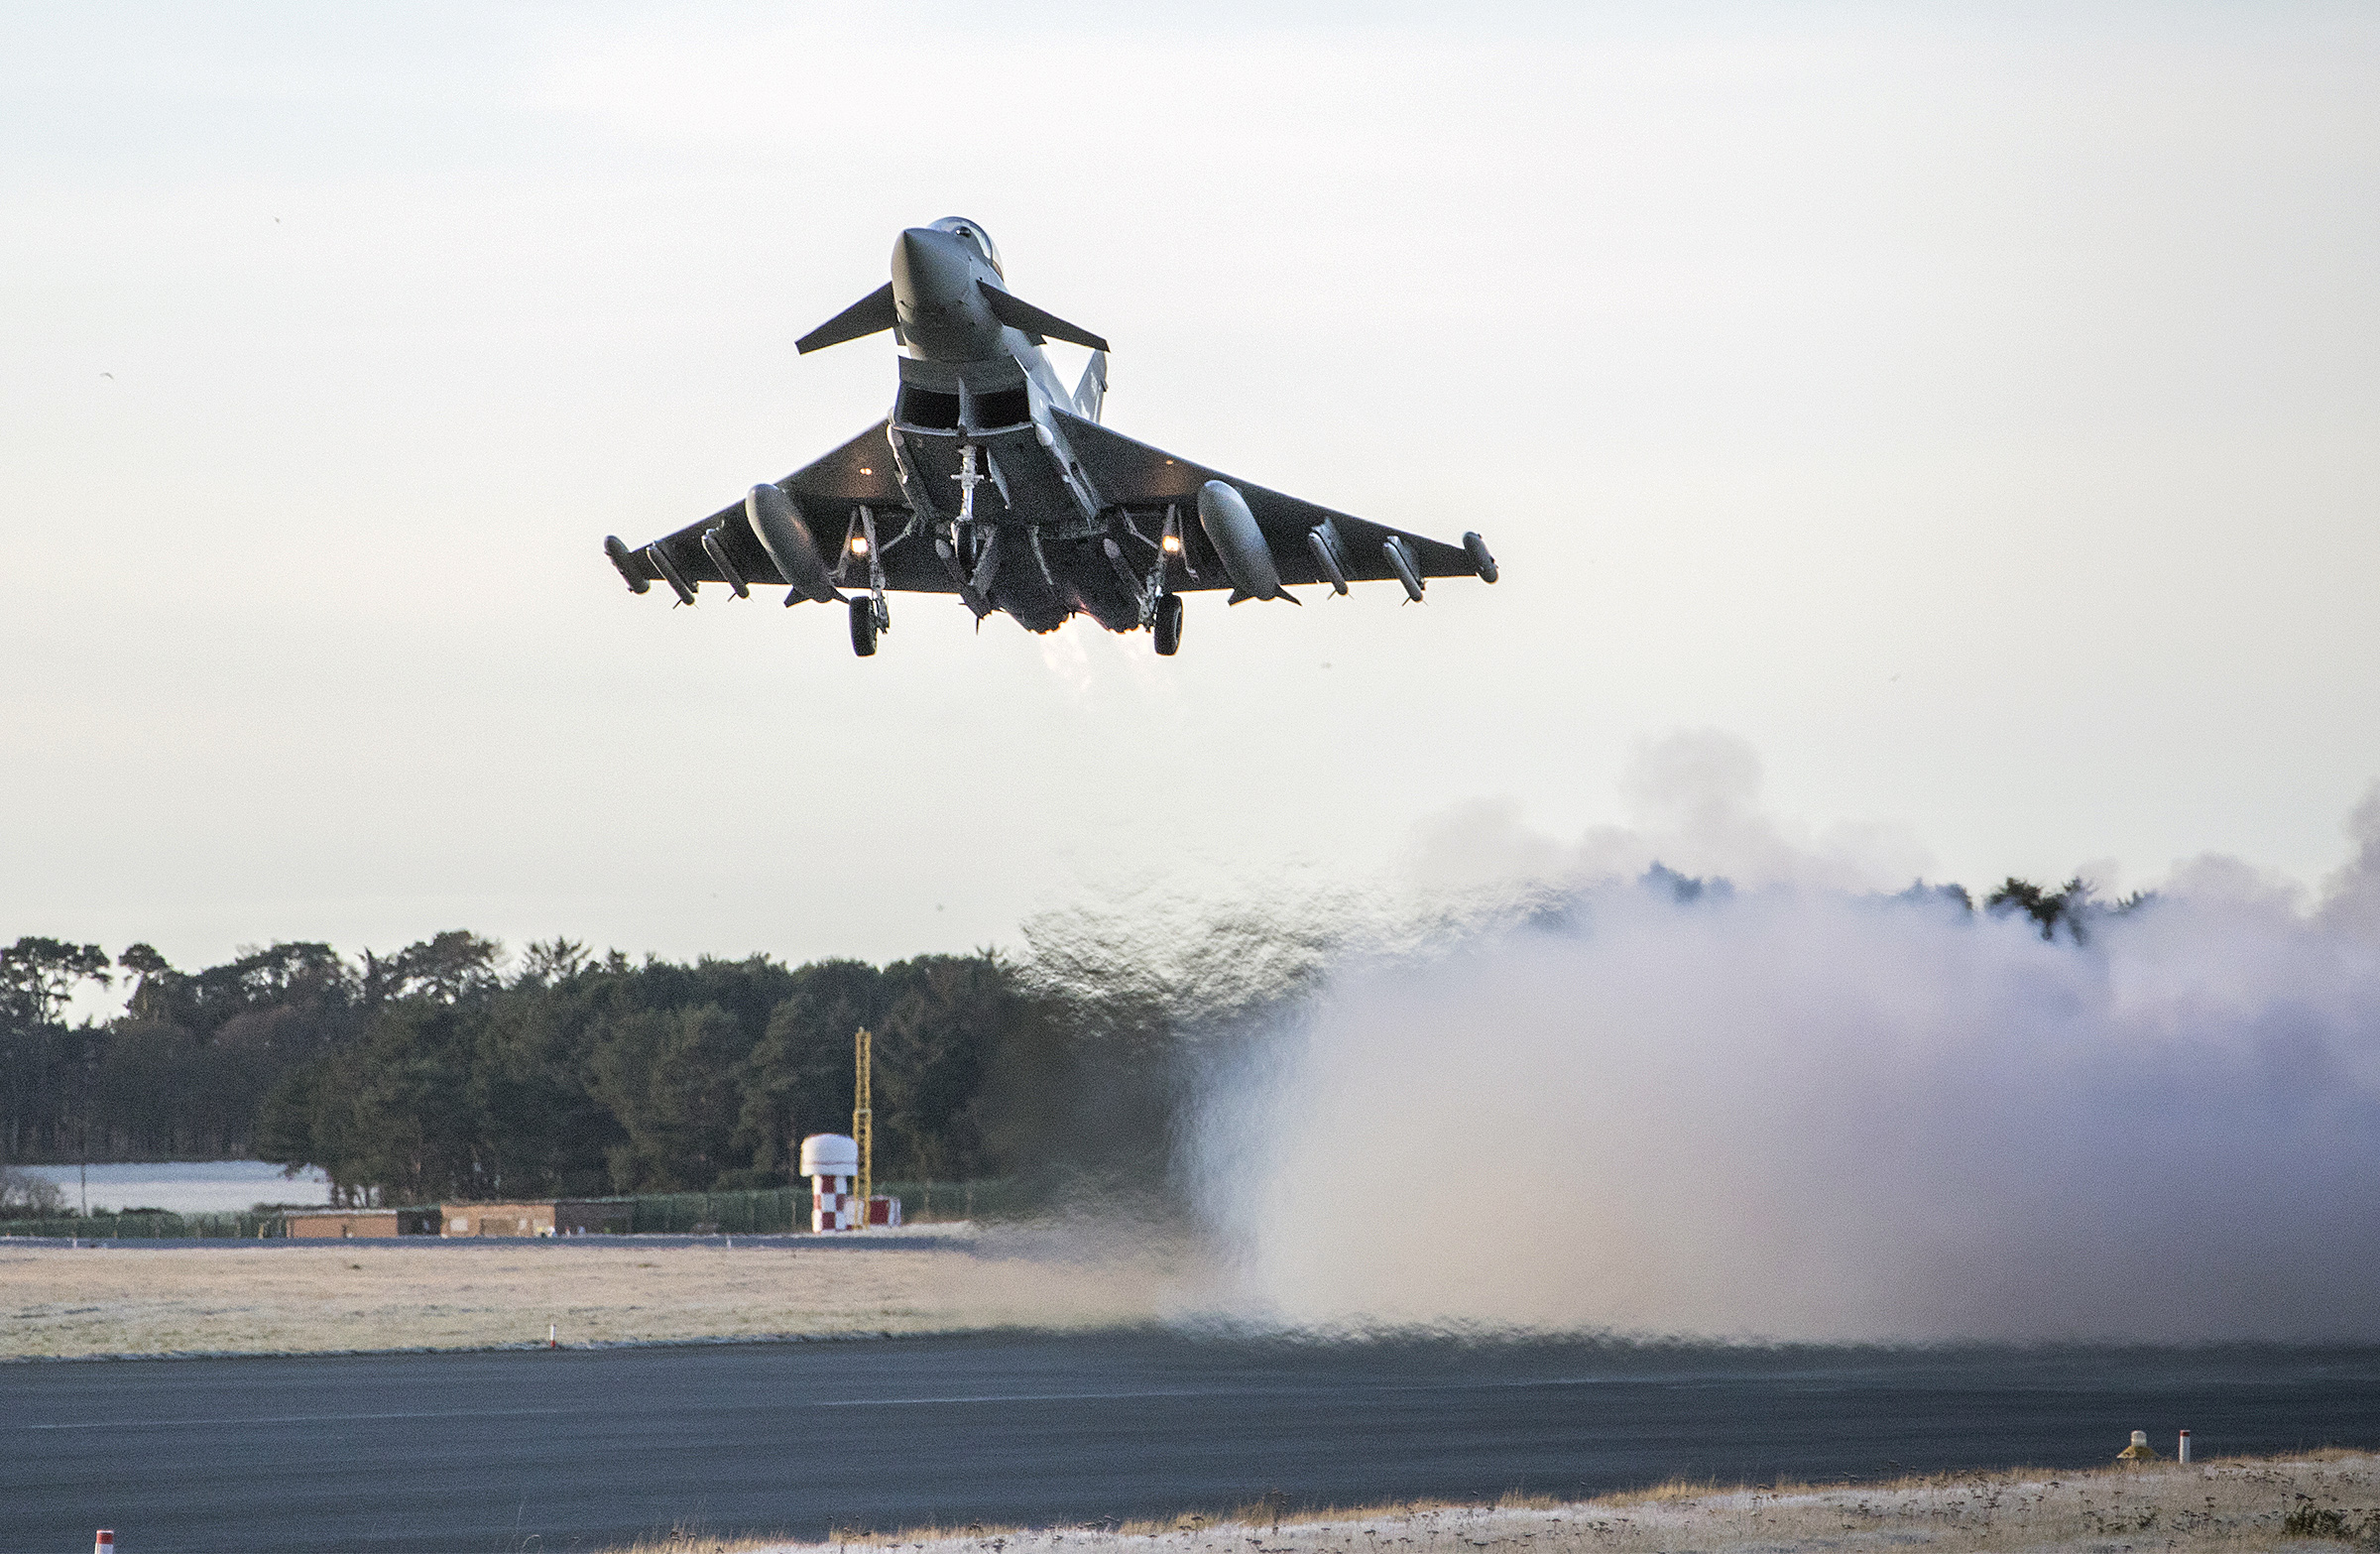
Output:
left=851, top=536, right=871, bottom=555
left=1160, top=535, right=1182, bottom=554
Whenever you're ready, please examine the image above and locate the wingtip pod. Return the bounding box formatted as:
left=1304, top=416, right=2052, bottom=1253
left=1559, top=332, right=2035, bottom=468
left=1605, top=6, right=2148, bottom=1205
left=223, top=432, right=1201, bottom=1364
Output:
left=603, top=535, right=651, bottom=595
left=1464, top=532, right=1498, bottom=584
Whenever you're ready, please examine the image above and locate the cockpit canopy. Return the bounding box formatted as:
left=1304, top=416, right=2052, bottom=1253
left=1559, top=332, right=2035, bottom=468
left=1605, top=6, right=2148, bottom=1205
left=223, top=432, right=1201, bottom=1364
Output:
left=930, top=216, right=1003, bottom=278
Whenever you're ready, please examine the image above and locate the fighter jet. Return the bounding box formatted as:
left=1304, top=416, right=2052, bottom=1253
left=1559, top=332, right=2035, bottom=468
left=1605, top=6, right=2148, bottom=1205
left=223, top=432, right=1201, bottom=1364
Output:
left=603, top=218, right=1498, bottom=657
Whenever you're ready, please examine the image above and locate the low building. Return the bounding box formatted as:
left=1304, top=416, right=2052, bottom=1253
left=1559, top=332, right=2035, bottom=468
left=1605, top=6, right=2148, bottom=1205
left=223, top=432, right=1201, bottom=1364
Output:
left=555, top=1200, right=632, bottom=1235
left=289, top=1209, right=403, bottom=1239
left=436, top=1200, right=631, bottom=1237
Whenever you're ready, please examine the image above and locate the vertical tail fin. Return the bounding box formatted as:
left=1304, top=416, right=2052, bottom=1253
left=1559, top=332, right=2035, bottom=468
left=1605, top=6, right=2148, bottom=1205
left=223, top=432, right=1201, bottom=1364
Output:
left=1072, top=349, right=1108, bottom=420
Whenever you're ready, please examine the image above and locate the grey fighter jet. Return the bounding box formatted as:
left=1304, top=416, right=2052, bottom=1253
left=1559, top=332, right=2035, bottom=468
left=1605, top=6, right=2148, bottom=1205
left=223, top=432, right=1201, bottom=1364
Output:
left=603, top=218, right=1498, bottom=657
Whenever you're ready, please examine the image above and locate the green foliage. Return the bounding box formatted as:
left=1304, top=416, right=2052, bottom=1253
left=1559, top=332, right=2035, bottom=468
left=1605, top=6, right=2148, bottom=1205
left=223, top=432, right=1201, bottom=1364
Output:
left=0, top=938, right=111, bottom=1024
left=2281, top=1498, right=2380, bottom=1543
left=1985, top=876, right=2093, bottom=941
left=1983, top=877, right=2158, bottom=945
left=298, top=1001, right=484, bottom=1205
left=591, top=1004, right=750, bottom=1192
left=0, top=937, right=114, bottom=1162
left=732, top=958, right=883, bottom=1187
left=0, top=1162, right=67, bottom=1216
left=3, top=926, right=1151, bottom=1206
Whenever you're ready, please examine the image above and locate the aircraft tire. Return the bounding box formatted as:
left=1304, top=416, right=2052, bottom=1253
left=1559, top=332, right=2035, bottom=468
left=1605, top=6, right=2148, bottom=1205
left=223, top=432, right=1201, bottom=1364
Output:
left=1153, top=593, right=1183, bottom=656
left=849, top=597, right=879, bottom=657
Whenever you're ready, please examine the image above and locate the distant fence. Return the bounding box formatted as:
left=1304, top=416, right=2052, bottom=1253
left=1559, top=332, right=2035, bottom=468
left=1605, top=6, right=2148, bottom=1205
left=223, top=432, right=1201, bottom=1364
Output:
left=0, top=1209, right=287, bottom=1240
left=608, top=1178, right=1034, bottom=1234
left=621, top=1186, right=801, bottom=1235
left=0, top=1177, right=1035, bottom=1240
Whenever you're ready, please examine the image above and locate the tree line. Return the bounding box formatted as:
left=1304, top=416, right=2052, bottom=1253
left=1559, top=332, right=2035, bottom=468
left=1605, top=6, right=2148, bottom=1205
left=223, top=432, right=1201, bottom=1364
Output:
left=0, top=930, right=1171, bottom=1206
left=0, top=874, right=2138, bottom=1206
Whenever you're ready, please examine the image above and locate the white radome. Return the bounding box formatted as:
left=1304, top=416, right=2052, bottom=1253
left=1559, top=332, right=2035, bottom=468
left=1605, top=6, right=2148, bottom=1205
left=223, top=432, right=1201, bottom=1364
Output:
left=799, top=1134, right=860, bottom=1177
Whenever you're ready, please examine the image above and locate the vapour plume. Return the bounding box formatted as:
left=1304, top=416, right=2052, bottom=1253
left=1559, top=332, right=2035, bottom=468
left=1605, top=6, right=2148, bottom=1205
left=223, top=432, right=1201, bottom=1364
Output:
left=1185, top=735, right=2380, bottom=1344
left=2320, top=781, right=2380, bottom=938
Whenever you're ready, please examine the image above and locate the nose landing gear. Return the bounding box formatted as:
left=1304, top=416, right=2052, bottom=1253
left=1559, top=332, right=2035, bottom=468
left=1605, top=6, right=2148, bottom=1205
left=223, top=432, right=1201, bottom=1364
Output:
left=849, top=596, right=881, bottom=657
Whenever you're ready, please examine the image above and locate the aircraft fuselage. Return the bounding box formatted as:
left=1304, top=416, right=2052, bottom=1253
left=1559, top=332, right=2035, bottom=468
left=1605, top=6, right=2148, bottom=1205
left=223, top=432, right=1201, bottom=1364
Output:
left=876, top=222, right=1122, bottom=631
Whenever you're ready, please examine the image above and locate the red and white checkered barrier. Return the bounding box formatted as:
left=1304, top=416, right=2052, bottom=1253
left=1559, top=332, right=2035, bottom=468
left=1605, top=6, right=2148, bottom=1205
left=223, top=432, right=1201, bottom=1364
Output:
left=811, top=1174, right=857, bottom=1232
left=798, top=1134, right=896, bottom=1232
left=808, top=1176, right=901, bottom=1232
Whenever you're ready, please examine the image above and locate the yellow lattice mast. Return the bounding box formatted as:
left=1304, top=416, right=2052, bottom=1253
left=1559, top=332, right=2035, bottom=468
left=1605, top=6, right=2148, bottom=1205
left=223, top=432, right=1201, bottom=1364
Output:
left=853, top=1026, right=873, bottom=1226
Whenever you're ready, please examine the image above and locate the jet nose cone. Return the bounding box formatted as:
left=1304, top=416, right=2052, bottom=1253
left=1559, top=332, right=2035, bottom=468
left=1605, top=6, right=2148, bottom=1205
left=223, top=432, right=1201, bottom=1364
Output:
left=892, top=226, right=963, bottom=293
left=890, top=225, right=999, bottom=362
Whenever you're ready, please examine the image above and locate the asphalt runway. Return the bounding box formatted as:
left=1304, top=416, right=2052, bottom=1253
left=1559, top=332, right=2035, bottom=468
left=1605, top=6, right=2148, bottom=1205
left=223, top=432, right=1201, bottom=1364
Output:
left=9, top=1333, right=2380, bottom=1553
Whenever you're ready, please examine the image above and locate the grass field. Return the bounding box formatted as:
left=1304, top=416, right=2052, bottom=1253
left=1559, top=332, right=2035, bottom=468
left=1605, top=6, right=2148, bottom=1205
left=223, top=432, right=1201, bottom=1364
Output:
left=637, top=1453, right=2380, bottom=1554
left=0, top=1228, right=1185, bottom=1359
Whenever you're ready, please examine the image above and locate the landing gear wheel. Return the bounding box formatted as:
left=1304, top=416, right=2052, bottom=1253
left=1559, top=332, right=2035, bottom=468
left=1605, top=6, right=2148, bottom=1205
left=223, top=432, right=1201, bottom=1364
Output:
left=848, top=596, right=879, bottom=657
left=1153, top=592, right=1183, bottom=656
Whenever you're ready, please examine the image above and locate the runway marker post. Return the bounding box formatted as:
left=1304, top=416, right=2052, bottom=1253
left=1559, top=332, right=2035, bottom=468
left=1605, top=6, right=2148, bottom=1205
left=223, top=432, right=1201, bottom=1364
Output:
left=96, top=1531, right=115, bottom=1553
left=548, top=1323, right=556, bottom=1349
left=2180, top=1429, right=2193, bottom=1463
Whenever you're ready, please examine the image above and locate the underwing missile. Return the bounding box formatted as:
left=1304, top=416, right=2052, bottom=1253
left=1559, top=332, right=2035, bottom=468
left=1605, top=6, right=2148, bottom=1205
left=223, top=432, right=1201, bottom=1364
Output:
left=1381, top=535, right=1425, bottom=602
left=700, top=527, right=750, bottom=599
left=645, top=541, right=696, bottom=605
left=935, top=537, right=991, bottom=617
left=969, top=528, right=1002, bottom=599
left=1102, top=537, right=1141, bottom=596
left=1305, top=522, right=1351, bottom=595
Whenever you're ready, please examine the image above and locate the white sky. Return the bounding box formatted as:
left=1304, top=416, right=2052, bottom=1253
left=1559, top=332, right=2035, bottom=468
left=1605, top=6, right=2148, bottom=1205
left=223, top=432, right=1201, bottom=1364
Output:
left=5, top=3, right=2377, bottom=979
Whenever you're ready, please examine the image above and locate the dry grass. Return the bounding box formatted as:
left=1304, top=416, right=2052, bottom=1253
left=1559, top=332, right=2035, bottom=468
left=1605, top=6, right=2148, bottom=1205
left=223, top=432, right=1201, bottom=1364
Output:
left=0, top=1229, right=1191, bottom=1359
left=596, top=1453, right=2380, bottom=1554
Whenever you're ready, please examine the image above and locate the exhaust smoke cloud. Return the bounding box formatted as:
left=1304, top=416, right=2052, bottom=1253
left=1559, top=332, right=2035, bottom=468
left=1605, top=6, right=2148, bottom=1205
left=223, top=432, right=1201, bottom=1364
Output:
left=1185, top=735, right=2380, bottom=1344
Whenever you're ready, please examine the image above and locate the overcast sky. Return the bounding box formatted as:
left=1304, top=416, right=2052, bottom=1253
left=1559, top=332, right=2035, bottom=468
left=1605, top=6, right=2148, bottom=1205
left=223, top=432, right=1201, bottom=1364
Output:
left=6, top=2, right=2377, bottom=980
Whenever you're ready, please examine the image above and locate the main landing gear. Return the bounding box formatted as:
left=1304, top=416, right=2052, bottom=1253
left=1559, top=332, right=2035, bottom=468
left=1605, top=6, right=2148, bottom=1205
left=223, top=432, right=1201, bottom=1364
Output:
left=1152, top=592, right=1184, bottom=656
